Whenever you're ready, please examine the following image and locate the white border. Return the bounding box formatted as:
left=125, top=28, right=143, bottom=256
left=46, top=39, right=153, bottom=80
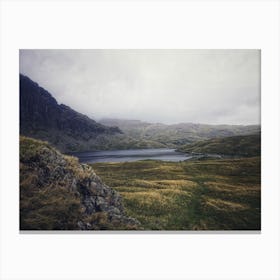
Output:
left=1, top=1, right=279, bottom=280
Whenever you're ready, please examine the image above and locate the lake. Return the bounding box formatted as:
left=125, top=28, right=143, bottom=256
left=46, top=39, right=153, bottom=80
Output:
left=71, top=148, right=194, bottom=163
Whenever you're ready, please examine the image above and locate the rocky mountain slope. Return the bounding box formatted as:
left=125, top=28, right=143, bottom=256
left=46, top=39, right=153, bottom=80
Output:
left=177, top=134, right=261, bottom=157
left=20, top=136, right=140, bottom=230
left=20, top=74, right=122, bottom=152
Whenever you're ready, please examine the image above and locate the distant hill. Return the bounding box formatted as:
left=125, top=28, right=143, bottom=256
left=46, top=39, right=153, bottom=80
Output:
left=20, top=74, right=122, bottom=152
left=20, top=75, right=261, bottom=152
left=100, top=118, right=261, bottom=147
left=177, top=134, right=261, bottom=157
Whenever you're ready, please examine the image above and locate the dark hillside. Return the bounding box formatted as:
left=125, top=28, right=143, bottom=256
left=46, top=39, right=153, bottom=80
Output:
left=20, top=74, right=122, bottom=152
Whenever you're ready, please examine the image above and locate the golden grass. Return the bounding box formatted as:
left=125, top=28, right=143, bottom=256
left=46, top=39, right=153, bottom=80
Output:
left=204, top=197, right=249, bottom=212
left=92, top=157, right=261, bottom=230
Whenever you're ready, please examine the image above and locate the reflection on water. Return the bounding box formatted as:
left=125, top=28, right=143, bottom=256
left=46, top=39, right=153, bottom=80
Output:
left=71, top=148, right=193, bottom=163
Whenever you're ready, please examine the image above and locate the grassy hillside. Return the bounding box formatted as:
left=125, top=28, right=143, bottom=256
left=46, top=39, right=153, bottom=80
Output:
left=177, top=134, right=261, bottom=157
left=92, top=157, right=261, bottom=230
left=29, top=119, right=260, bottom=153
left=20, top=136, right=140, bottom=230
left=100, top=118, right=261, bottom=148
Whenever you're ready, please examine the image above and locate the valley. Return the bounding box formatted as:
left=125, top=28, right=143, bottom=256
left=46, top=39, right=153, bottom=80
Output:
left=19, top=74, right=261, bottom=231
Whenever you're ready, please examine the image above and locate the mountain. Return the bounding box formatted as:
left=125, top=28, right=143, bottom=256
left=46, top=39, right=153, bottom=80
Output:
left=100, top=118, right=261, bottom=147
left=20, top=74, right=261, bottom=153
left=20, top=74, right=122, bottom=152
left=177, top=134, right=261, bottom=157
left=20, top=136, right=140, bottom=230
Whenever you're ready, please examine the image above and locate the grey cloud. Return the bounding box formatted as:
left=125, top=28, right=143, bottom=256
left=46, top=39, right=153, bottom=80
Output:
left=19, top=49, right=260, bottom=125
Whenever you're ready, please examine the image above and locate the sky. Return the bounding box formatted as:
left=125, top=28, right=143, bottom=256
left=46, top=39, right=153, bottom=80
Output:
left=19, top=49, right=260, bottom=125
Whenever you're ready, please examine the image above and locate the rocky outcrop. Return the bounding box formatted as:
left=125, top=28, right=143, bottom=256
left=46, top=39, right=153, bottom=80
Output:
left=20, top=74, right=122, bottom=152
left=20, top=136, right=140, bottom=230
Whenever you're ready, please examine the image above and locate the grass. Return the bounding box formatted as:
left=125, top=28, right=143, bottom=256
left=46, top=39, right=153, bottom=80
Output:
left=20, top=136, right=82, bottom=230
left=91, top=157, right=261, bottom=230
left=20, top=136, right=143, bottom=230
left=177, top=134, right=261, bottom=157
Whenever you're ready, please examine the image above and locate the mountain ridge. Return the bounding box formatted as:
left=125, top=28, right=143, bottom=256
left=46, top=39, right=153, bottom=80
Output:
left=20, top=74, right=122, bottom=152
left=20, top=75, right=261, bottom=153
left=100, top=118, right=261, bottom=147
left=99, top=117, right=259, bottom=127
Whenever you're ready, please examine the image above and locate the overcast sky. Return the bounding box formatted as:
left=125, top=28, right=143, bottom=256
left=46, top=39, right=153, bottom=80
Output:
left=19, top=49, right=260, bottom=125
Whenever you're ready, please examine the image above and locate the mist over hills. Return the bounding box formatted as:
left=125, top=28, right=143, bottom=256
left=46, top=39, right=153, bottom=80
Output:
left=20, top=75, right=260, bottom=152
left=100, top=118, right=260, bottom=147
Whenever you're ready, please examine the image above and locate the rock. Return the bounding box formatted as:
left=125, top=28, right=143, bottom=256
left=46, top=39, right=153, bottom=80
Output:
left=20, top=136, right=140, bottom=230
